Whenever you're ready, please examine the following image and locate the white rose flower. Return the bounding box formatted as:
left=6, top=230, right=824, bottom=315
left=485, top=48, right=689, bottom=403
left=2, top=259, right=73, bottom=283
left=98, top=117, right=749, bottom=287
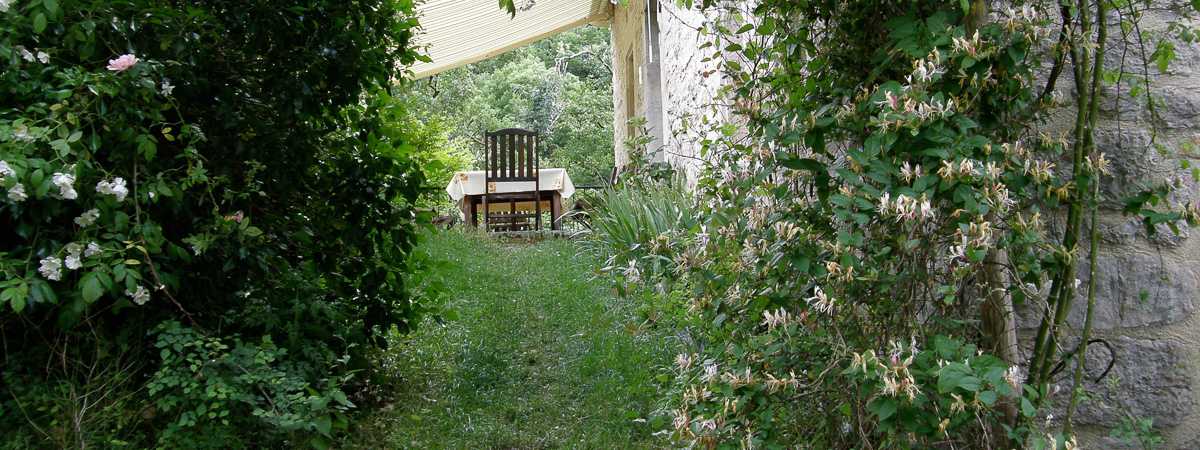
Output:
left=127, top=285, right=151, bottom=305
left=74, top=208, right=101, bottom=227
left=51, top=172, right=77, bottom=200
left=39, top=256, right=63, bottom=281
left=96, top=177, right=129, bottom=202
left=64, top=243, right=83, bottom=270
left=84, top=242, right=102, bottom=257
left=6, top=183, right=27, bottom=202
left=17, top=46, right=35, bottom=62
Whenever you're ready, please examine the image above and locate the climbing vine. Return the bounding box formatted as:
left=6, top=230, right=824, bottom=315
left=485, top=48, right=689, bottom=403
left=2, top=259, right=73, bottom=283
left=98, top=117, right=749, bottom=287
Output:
left=600, top=0, right=1200, bottom=447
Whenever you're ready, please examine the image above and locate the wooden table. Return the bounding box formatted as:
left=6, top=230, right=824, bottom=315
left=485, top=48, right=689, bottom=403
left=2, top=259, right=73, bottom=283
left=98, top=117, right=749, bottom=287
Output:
left=446, top=169, right=575, bottom=231
left=459, top=191, right=564, bottom=230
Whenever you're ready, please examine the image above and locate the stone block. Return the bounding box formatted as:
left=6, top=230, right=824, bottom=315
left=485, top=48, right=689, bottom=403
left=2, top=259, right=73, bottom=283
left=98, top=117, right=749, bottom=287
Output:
left=1016, top=251, right=1197, bottom=330
left=1045, top=336, right=1193, bottom=428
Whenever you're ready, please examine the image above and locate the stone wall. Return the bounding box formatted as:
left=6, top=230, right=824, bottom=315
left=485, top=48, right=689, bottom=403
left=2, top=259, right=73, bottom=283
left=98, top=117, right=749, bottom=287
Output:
left=1029, top=6, right=1200, bottom=447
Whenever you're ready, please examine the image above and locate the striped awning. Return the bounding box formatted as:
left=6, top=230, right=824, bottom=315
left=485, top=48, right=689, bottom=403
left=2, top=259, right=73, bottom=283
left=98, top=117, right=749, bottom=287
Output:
left=409, top=0, right=612, bottom=79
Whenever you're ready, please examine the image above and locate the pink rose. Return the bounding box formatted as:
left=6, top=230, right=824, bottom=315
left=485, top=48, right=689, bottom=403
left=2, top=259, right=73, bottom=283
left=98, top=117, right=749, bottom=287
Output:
left=107, top=54, right=138, bottom=72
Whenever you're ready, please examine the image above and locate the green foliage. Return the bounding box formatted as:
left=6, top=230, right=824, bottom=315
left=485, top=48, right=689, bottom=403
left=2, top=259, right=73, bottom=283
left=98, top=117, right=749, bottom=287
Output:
left=404, top=27, right=615, bottom=185
left=344, top=231, right=673, bottom=448
left=1, top=0, right=431, bottom=446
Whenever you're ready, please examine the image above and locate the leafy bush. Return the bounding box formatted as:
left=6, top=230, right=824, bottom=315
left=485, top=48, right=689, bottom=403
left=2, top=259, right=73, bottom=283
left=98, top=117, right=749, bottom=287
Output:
left=1, top=0, right=430, bottom=446
left=585, top=180, right=698, bottom=284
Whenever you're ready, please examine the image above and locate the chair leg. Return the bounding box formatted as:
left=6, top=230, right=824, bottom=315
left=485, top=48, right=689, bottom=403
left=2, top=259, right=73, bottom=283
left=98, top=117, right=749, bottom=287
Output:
left=482, top=195, right=489, bottom=232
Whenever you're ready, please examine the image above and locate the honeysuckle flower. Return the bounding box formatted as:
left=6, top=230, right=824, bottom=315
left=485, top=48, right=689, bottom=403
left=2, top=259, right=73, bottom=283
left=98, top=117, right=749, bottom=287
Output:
left=877, top=191, right=891, bottom=215
left=6, top=183, right=26, bottom=202
left=675, top=353, right=694, bottom=370
left=107, top=54, right=138, bottom=72
left=0, top=160, right=13, bottom=178
left=74, top=208, right=100, bottom=227
left=96, top=177, right=128, bottom=202
left=807, top=286, right=836, bottom=315
left=127, top=285, right=150, bottom=305
left=899, top=161, right=920, bottom=183
left=51, top=172, right=78, bottom=200
left=84, top=241, right=102, bottom=257
left=39, top=256, right=63, bottom=281
left=160, top=79, right=175, bottom=96
left=36, top=50, right=49, bottom=64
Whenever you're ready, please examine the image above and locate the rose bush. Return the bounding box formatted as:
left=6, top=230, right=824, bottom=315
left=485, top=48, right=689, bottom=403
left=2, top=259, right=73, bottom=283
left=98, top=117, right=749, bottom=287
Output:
left=1, top=0, right=431, bottom=447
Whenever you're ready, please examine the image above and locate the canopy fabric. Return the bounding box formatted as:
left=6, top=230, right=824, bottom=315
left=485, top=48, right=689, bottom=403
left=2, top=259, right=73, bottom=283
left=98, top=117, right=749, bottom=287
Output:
left=410, top=0, right=611, bottom=79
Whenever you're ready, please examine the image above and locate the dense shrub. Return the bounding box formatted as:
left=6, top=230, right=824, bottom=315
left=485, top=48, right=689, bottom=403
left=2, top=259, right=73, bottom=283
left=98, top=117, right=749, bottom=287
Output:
left=0, top=0, right=428, bottom=446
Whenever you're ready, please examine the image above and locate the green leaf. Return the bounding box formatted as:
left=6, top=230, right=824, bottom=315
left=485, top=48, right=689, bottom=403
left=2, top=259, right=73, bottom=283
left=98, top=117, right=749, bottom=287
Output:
left=44, top=0, right=59, bottom=16
left=869, top=397, right=898, bottom=421
left=81, top=273, right=104, bottom=303
left=33, top=13, right=48, bottom=33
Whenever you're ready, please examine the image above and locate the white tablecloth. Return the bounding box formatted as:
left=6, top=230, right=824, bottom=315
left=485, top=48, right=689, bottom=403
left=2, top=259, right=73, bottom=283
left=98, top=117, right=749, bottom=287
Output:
left=445, top=168, right=575, bottom=201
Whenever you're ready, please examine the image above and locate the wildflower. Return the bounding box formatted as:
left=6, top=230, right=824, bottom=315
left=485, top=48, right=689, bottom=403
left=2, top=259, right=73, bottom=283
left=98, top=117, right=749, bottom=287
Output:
left=95, top=177, right=129, bottom=202
left=918, top=196, right=935, bottom=221
left=127, top=285, right=150, bottom=305
left=107, top=54, right=139, bottom=72
left=701, top=361, right=720, bottom=383
left=938, top=160, right=957, bottom=179
left=64, top=243, right=84, bottom=270
left=900, top=162, right=920, bottom=183
left=762, top=307, right=791, bottom=331
left=1003, top=365, right=1022, bottom=387
left=36, top=50, right=49, bottom=64
left=160, top=79, right=175, bottom=96
left=51, top=172, right=78, bottom=200
left=39, top=256, right=63, bottom=281
left=6, top=182, right=27, bottom=202
left=807, top=286, right=836, bottom=315
left=0, top=160, right=13, bottom=178
left=84, top=242, right=102, bottom=257
left=74, top=208, right=101, bottom=227
left=0, top=0, right=11, bottom=12
left=675, top=353, right=694, bottom=370
left=877, top=191, right=892, bottom=215
left=950, top=393, right=967, bottom=414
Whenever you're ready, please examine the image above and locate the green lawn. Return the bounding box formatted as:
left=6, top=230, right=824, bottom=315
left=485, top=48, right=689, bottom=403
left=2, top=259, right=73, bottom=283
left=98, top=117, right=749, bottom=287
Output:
left=347, top=231, right=674, bottom=449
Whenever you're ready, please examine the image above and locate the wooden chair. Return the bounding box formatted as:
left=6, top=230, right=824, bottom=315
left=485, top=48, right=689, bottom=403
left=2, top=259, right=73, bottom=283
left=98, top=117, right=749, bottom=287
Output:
left=483, top=128, right=541, bottom=232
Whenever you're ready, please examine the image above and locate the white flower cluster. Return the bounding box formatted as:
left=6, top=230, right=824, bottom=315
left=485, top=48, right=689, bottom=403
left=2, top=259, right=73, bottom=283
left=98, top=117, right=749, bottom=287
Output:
left=12, top=124, right=36, bottom=143
left=96, top=177, right=129, bottom=202
left=127, top=285, right=151, bottom=305
left=937, top=159, right=978, bottom=180
left=899, top=161, right=922, bottom=183
left=876, top=192, right=934, bottom=222
left=952, top=30, right=982, bottom=58
left=0, top=160, right=24, bottom=202
left=14, top=45, right=49, bottom=64
left=39, top=242, right=103, bottom=281
left=52, top=172, right=77, bottom=199
left=906, top=52, right=945, bottom=86
left=38, top=256, right=63, bottom=281
left=949, top=220, right=995, bottom=260
left=806, top=285, right=836, bottom=315
left=761, top=307, right=793, bottom=331
left=0, top=0, right=12, bottom=12
left=74, top=208, right=101, bottom=227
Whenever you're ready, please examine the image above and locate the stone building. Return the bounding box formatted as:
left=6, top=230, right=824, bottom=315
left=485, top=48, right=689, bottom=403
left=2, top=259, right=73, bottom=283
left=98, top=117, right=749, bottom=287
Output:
left=413, top=0, right=1200, bottom=446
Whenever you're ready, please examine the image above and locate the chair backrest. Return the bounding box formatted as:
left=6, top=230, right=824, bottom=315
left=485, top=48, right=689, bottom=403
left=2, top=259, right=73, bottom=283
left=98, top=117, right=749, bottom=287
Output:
left=485, top=128, right=539, bottom=182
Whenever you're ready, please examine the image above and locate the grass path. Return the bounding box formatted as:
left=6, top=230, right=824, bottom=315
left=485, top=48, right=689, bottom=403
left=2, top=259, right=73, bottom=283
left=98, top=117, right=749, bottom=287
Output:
left=349, top=231, right=673, bottom=449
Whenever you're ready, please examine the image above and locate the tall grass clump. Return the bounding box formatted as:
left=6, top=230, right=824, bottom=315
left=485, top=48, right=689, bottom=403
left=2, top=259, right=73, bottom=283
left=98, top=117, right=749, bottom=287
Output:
left=583, top=178, right=698, bottom=284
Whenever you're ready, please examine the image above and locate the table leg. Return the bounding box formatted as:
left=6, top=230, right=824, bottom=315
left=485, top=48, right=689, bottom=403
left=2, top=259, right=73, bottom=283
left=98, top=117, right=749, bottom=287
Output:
left=468, top=196, right=479, bottom=229
left=552, top=192, right=562, bottom=231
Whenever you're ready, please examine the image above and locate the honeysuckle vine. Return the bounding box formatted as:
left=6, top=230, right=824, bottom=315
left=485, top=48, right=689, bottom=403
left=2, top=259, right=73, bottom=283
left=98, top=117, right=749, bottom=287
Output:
left=591, top=0, right=1200, bottom=447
